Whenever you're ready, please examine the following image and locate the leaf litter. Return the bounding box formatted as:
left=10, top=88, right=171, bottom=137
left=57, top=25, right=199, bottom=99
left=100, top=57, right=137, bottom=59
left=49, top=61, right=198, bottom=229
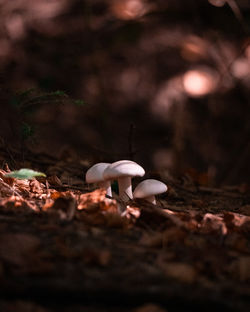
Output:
left=1, top=160, right=250, bottom=311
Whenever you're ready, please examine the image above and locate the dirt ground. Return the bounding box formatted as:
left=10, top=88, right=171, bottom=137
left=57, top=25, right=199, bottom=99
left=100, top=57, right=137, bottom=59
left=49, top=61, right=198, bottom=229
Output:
left=1, top=147, right=250, bottom=312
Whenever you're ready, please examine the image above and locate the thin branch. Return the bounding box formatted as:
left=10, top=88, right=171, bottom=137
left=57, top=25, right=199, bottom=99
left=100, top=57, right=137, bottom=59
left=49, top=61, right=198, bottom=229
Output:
left=226, top=0, right=249, bottom=33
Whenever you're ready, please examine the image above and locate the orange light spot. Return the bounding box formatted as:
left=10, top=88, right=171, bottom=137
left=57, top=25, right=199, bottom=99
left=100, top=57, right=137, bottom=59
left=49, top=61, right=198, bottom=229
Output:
left=231, top=58, right=250, bottom=79
left=5, top=14, right=25, bottom=40
left=29, top=1, right=67, bottom=19
left=153, top=149, right=174, bottom=171
left=180, top=36, right=207, bottom=61
left=120, top=68, right=140, bottom=92
left=111, top=0, right=148, bottom=20
left=182, top=68, right=218, bottom=97
left=151, top=76, right=184, bottom=118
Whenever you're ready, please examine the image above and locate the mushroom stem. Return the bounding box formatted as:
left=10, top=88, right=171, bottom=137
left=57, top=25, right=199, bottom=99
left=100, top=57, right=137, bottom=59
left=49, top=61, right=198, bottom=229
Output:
left=145, top=195, right=156, bottom=205
left=118, top=176, right=132, bottom=201
left=98, top=181, right=112, bottom=197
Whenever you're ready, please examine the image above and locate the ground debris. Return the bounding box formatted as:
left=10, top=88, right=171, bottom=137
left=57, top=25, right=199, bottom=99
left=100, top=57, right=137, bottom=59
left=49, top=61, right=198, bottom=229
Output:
left=0, top=166, right=250, bottom=311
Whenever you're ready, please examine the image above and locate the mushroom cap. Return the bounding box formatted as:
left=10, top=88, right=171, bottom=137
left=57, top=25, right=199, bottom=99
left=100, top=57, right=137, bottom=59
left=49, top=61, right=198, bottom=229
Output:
left=103, top=160, right=145, bottom=180
left=133, top=179, right=167, bottom=198
left=85, top=163, right=111, bottom=183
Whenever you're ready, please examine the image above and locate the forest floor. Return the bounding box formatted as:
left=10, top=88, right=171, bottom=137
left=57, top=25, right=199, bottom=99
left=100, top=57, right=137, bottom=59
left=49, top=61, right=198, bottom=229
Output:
left=1, top=147, right=250, bottom=312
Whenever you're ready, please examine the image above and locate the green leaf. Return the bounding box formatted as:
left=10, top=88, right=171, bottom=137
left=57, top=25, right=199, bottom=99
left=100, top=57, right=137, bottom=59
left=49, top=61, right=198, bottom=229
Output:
left=21, top=122, right=34, bottom=140
left=9, top=88, right=36, bottom=107
left=52, top=90, right=66, bottom=96
left=5, top=168, right=46, bottom=180
left=74, top=99, right=85, bottom=106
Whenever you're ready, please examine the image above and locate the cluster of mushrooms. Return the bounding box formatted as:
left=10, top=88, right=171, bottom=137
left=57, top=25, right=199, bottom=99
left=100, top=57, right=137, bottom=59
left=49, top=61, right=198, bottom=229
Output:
left=85, top=160, right=167, bottom=208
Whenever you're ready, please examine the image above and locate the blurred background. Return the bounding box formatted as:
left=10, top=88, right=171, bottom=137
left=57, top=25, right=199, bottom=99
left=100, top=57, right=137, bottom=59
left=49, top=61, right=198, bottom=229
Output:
left=1, top=0, right=250, bottom=186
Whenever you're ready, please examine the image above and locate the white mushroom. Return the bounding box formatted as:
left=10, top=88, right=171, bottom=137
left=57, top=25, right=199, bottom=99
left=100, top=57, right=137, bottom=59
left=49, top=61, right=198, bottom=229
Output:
left=133, top=179, right=167, bottom=204
left=85, top=163, right=112, bottom=196
left=103, top=160, right=145, bottom=202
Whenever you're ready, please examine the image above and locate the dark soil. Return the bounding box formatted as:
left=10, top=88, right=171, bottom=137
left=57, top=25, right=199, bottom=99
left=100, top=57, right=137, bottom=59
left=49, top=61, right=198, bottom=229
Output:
left=1, top=148, right=250, bottom=312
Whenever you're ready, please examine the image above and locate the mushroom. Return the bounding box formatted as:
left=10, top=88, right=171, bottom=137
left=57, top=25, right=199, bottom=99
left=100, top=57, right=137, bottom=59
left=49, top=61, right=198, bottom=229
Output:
left=103, top=160, right=145, bottom=201
left=133, top=179, right=167, bottom=204
left=85, top=163, right=112, bottom=196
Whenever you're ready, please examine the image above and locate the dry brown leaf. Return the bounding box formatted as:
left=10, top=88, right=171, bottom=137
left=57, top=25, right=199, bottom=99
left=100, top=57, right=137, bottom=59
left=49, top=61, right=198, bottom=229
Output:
left=125, top=205, right=141, bottom=219
left=0, top=196, right=37, bottom=213
left=138, top=202, right=186, bottom=230
left=200, top=213, right=227, bottom=235
left=0, top=180, right=14, bottom=196
left=29, top=179, right=44, bottom=194
left=0, top=172, right=15, bottom=186
left=50, top=191, right=64, bottom=200
left=47, top=175, right=63, bottom=187
left=238, top=205, right=250, bottom=216
left=15, top=178, right=30, bottom=189
left=223, top=211, right=250, bottom=232
left=78, top=189, right=117, bottom=212
left=42, top=199, right=54, bottom=211
left=49, top=196, right=76, bottom=221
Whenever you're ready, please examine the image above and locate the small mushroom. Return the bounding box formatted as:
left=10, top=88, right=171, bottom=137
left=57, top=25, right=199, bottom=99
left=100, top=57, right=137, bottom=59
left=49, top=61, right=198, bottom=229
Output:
left=133, top=179, right=167, bottom=204
left=85, top=163, right=112, bottom=196
left=103, top=160, right=145, bottom=202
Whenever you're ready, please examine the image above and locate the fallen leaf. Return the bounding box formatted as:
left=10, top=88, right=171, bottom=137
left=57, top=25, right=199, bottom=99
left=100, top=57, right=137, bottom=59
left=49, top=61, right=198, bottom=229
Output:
left=49, top=196, right=76, bottom=221
left=78, top=189, right=117, bottom=212
left=47, top=175, right=63, bottom=187
left=29, top=179, right=44, bottom=194
left=200, top=213, right=227, bottom=235
left=0, top=169, right=15, bottom=186
left=238, top=205, right=250, bottom=216
left=0, top=196, right=37, bottom=213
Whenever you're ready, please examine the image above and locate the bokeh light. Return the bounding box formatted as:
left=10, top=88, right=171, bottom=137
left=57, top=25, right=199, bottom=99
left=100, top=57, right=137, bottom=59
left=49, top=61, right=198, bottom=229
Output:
left=231, top=58, right=250, bottom=79
left=182, top=67, right=218, bottom=97
left=110, top=0, right=149, bottom=20
left=208, top=0, right=226, bottom=7
left=151, top=76, right=185, bottom=120
left=180, top=36, right=207, bottom=62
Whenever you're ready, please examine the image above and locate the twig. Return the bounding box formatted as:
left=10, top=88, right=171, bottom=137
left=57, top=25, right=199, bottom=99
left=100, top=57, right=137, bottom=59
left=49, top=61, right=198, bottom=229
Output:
left=0, top=179, right=22, bottom=197
left=226, top=0, right=249, bottom=33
